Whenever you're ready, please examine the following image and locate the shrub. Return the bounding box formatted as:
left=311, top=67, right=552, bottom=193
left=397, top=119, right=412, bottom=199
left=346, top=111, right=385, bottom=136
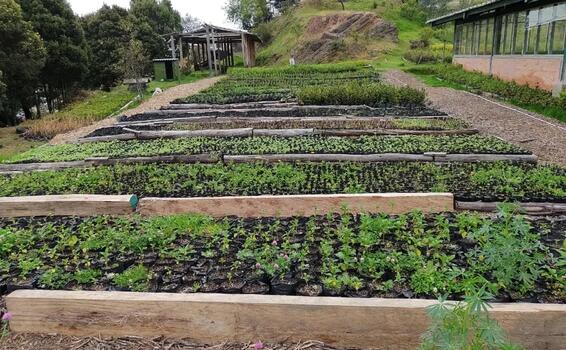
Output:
left=297, top=82, right=426, bottom=106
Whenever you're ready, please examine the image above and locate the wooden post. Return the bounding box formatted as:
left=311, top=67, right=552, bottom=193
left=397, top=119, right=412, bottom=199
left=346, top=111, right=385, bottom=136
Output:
left=229, top=41, right=234, bottom=66
left=241, top=32, right=247, bottom=67
left=204, top=26, right=213, bottom=75
left=179, top=36, right=184, bottom=61
left=210, top=27, right=219, bottom=76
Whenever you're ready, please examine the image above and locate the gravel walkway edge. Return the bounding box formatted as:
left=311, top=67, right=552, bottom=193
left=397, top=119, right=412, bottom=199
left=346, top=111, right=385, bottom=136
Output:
left=50, top=76, right=224, bottom=145
left=383, top=70, right=566, bottom=165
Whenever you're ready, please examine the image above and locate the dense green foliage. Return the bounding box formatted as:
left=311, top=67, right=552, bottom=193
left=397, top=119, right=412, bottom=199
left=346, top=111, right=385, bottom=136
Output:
left=421, top=288, right=521, bottom=349
left=175, top=63, right=429, bottom=106
left=0, top=208, right=564, bottom=301
left=19, top=0, right=90, bottom=114
left=0, top=0, right=46, bottom=125
left=298, top=82, right=426, bottom=106
left=81, top=5, right=130, bottom=90
left=129, top=0, right=182, bottom=69
left=164, top=117, right=468, bottom=131
left=0, top=0, right=183, bottom=128
left=1, top=162, right=564, bottom=201
left=408, top=64, right=566, bottom=123
left=9, top=135, right=528, bottom=163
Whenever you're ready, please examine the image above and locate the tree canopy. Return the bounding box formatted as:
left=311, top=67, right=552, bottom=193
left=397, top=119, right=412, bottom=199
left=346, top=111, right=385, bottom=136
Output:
left=82, top=5, right=130, bottom=90
left=129, top=0, right=182, bottom=62
left=0, top=0, right=46, bottom=125
left=19, top=0, right=89, bottom=111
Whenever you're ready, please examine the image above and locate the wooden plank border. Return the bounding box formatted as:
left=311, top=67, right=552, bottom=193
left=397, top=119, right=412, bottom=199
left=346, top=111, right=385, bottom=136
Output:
left=138, top=193, right=454, bottom=217
left=6, top=290, right=566, bottom=350
left=0, top=195, right=138, bottom=217
left=0, top=153, right=537, bottom=174
left=457, top=201, right=566, bottom=215
left=78, top=128, right=480, bottom=143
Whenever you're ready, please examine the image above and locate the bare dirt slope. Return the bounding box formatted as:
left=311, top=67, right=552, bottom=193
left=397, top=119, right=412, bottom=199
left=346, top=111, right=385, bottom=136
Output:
left=295, top=12, right=397, bottom=63
left=383, top=70, right=566, bottom=165
left=49, top=76, right=223, bottom=145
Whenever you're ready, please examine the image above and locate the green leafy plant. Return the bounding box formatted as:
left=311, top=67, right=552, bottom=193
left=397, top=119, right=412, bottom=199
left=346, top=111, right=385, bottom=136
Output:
left=113, top=265, right=151, bottom=292
left=420, top=287, right=522, bottom=350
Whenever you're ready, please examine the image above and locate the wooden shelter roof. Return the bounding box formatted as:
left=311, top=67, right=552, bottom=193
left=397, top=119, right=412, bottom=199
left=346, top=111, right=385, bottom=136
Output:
left=174, top=24, right=261, bottom=43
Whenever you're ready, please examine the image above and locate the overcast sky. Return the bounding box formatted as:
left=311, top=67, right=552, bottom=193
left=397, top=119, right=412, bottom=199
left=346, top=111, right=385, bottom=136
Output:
left=68, top=0, right=236, bottom=29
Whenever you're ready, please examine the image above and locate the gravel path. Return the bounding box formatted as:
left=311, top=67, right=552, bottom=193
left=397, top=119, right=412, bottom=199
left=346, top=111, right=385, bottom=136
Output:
left=383, top=70, right=566, bottom=165
left=50, top=76, right=223, bottom=145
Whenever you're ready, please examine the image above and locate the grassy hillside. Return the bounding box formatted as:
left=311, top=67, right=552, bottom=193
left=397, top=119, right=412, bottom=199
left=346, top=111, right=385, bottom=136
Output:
left=256, top=0, right=430, bottom=68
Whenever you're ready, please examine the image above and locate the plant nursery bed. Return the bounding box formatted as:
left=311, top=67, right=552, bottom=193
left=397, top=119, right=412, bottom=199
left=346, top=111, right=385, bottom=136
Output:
left=8, top=135, right=531, bottom=163
left=5, top=290, right=566, bottom=350
left=119, top=105, right=446, bottom=123
left=0, top=162, right=564, bottom=202
left=0, top=210, right=563, bottom=300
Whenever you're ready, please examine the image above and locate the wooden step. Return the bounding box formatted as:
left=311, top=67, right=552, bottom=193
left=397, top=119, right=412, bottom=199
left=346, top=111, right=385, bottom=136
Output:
left=0, top=194, right=138, bottom=217
left=138, top=193, right=454, bottom=217
left=6, top=290, right=566, bottom=350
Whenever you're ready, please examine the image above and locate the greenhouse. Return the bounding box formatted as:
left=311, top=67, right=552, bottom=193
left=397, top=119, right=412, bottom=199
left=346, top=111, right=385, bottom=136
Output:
left=429, top=0, right=566, bottom=93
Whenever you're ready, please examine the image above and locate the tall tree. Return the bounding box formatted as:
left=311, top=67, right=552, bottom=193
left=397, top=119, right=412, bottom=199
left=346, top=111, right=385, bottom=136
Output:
left=129, top=0, right=182, bottom=66
left=0, top=0, right=46, bottom=124
left=19, top=0, right=89, bottom=112
left=182, top=14, right=202, bottom=33
left=82, top=5, right=130, bottom=90
left=227, top=0, right=297, bottom=29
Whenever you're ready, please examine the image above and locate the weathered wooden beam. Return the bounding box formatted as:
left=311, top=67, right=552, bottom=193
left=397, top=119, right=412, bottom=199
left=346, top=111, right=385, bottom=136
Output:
left=163, top=102, right=298, bottom=110
left=252, top=128, right=315, bottom=137
left=138, top=193, right=454, bottom=217
left=0, top=195, right=138, bottom=217
left=456, top=201, right=566, bottom=215
left=433, top=153, right=538, bottom=163
left=84, top=154, right=220, bottom=166
left=319, top=128, right=479, bottom=136
left=0, top=161, right=87, bottom=173
left=77, top=133, right=137, bottom=144
left=6, top=290, right=566, bottom=350
left=126, top=128, right=254, bottom=140
left=224, top=154, right=434, bottom=163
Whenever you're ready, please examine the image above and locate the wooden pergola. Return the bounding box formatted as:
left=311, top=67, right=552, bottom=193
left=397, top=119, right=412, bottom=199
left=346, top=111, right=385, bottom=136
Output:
left=171, top=24, right=261, bottom=75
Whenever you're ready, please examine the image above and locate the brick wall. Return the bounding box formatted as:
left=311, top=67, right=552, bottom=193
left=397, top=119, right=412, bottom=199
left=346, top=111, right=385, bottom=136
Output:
left=454, top=55, right=564, bottom=91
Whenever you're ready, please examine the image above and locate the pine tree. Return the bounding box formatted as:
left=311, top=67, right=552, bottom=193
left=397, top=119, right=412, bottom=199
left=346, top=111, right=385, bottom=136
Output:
left=0, top=0, right=46, bottom=124
left=129, top=0, right=182, bottom=72
left=19, top=0, right=89, bottom=112
left=82, top=5, right=130, bottom=90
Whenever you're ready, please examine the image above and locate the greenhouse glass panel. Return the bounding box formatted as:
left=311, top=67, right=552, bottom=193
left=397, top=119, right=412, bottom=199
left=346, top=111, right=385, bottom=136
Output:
left=537, top=23, right=550, bottom=54
left=515, top=11, right=527, bottom=54
left=551, top=20, right=566, bottom=54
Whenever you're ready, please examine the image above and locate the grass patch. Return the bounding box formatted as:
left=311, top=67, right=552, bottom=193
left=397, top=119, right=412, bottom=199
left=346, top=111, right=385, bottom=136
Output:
left=22, top=71, right=210, bottom=140
left=0, top=127, right=44, bottom=162
left=407, top=64, right=566, bottom=123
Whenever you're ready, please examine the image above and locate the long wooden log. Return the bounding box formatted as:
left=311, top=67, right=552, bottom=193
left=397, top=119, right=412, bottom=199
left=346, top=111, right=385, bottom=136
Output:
left=253, top=128, right=315, bottom=137
left=224, top=154, right=434, bottom=163
left=129, top=128, right=254, bottom=140
left=77, top=133, right=137, bottom=144
left=456, top=201, right=566, bottom=215
left=436, top=154, right=538, bottom=163
left=0, top=161, right=87, bottom=173
left=138, top=193, right=454, bottom=217
left=7, top=290, right=566, bottom=349
left=163, top=102, right=298, bottom=110
left=117, top=116, right=217, bottom=127
left=84, top=154, right=220, bottom=166
left=0, top=194, right=138, bottom=217
left=319, top=128, right=479, bottom=136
